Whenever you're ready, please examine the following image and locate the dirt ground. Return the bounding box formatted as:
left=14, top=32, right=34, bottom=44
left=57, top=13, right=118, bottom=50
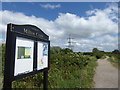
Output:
left=94, top=57, right=118, bottom=88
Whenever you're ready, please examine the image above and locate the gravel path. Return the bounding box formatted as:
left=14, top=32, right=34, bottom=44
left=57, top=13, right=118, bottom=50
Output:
left=94, top=57, right=118, bottom=88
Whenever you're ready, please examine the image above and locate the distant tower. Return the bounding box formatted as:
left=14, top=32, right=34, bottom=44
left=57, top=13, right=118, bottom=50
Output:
left=67, top=34, right=75, bottom=50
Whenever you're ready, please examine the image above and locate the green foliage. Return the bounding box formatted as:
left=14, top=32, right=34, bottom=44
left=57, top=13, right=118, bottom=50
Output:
left=0, top=44, right=5, bottom=89
left=2, top=45, right=97, bottom=88
left=60, top=48, right=73, bottom=54
left=12, top=73, right=44, bottom=88
left=48, top=48, right=97, bottom=88
left=0, top=44, right=5, bottom=73
left=103, top=50, right=120, bottom=68
left=83, top=52, right=93, bottom=56
left=0, top=45, right=2, bottom=72
left=112, top=49, right=120, bottom=54
left=50, top=46, right=62, bottom=54
left=92, top=48, right=104, bottom=59
left=107, top=53, right=120, bottom=68
left=92, top=48, right=99, bottom=53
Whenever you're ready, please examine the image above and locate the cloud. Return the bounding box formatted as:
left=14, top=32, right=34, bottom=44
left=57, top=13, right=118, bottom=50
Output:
left=0, top=38, right=5, bottom=45
left=86, top=3, right=118, bottom=21
left=0, top=3, right=118, bottom=52
left=40, top=4, right=61, bottom=9
left=0, top=10, right=64, bottom=41
left=55, top=10, right=118, bottom=38
left=72, top=34, right=118, bottom=52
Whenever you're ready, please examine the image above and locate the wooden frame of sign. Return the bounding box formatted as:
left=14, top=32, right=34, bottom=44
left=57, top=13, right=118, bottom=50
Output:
left=3, top=23, right=50, bottom=89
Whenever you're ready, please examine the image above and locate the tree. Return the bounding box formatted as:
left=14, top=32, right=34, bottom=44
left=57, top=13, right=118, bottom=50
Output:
left=112, top=49, right=120, bottom=54
left=61, top=48, right=73, bottom=54
left=92, top=48, right=99, bottom=53
left=92, top=48, right=104, bottom=59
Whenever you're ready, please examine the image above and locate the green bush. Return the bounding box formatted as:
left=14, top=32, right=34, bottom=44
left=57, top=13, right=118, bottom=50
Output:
left=107, top=53, right=120, bottom=68
left=95, top=52, right=104, bottom=59
left=92, top=48, right=104, bottom=59
left=48, top=50, right=97, bottom=88
left=1, top=46, right=97, bottom=88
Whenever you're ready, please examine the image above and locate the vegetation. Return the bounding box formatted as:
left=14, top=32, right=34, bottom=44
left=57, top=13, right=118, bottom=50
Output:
left=0, top=45, right=2, bottom=73
left=105, top=50, right=120, bottom=68
left=0, top=44, right=5, bottom=89
left=92, top=48, right=105, bottom=59
left=48, top=47, right=97, bottom=88
left=1, top=45, right=98, bottom=88
left=1, top=44, right=119, bottom=88
left=1, top=44, right=5, bottom=73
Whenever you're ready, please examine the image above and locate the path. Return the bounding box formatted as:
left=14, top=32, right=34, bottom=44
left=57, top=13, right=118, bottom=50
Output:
left=94, top=57, right=118, bottom=88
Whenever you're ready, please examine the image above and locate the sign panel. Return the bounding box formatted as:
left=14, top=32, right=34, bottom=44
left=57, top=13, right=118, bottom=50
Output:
left=37, top=42, right=48, bottom=70
left=14, top=37, right=34, bottom=76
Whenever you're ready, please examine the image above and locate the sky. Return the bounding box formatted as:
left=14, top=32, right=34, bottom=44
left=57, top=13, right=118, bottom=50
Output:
left=0, top=2, right=119, bottom=52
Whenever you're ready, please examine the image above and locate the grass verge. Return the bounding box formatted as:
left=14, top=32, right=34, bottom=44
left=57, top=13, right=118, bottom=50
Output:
left=108, top=56, right=119, bottom=69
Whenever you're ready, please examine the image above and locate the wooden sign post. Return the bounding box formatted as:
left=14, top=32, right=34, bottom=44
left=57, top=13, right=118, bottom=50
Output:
left=3, top=23, right=50, bottom=89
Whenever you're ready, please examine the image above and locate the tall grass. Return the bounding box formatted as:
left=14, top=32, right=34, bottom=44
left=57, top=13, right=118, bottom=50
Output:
left=107, top=54, right=120, bottom=68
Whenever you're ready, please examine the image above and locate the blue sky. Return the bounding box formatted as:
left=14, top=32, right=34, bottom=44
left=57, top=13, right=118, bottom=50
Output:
left=2, top=2, right=108, bottom=20
left=0, top=2, right=118, bottom=52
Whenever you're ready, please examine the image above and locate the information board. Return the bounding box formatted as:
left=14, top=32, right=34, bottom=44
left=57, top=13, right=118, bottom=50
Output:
left=4, top=23, right=50, bottom=86
left=37, top=42, right=48, bottom=70
left=14, top=37, right=34, bottom=76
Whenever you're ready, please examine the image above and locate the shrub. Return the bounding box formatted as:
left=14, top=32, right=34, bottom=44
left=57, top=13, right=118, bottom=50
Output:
left=1, top=46, right=97, bottom=88
left=92, top=48, right=104, bottom=59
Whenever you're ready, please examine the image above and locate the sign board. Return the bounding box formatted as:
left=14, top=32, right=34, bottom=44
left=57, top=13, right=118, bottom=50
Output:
left=14, top=37, right=34, bottom=76
left=4, top=23, right=50, bottom=87
left=37, top=42, right=48, bottom=70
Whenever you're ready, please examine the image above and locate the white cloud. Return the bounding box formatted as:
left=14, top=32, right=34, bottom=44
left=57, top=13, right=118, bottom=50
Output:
left=0, top=10, right=64, bottom=41
left=40, top=4, right=61, bottom=9
left=55, top=11, right=118, bottom=38
left=0, top=38, right=5, bottom=45
left=73, top=35, right=118, bottom=52
left=0, top=3, right=118, bottom=52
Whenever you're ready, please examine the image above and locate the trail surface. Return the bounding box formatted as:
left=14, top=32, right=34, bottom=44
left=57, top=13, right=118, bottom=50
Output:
left=94, top=57, right=118, bottom=88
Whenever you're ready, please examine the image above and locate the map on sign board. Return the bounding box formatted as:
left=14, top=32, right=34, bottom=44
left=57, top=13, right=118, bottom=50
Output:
left=43, top=43, right=48, bottom=56
left=37, top=42, right=48, bottom=70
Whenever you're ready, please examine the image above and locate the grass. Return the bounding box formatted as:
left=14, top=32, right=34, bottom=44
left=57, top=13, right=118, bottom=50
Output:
left=108, top=56, right=119, bottom=68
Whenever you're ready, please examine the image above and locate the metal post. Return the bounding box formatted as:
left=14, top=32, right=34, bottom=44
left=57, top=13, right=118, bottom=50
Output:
left=3, top=81, right=12, bottom=89
left=3, top=24, right=13, bottom=89
left=43, top=70, right=48, bottom=90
